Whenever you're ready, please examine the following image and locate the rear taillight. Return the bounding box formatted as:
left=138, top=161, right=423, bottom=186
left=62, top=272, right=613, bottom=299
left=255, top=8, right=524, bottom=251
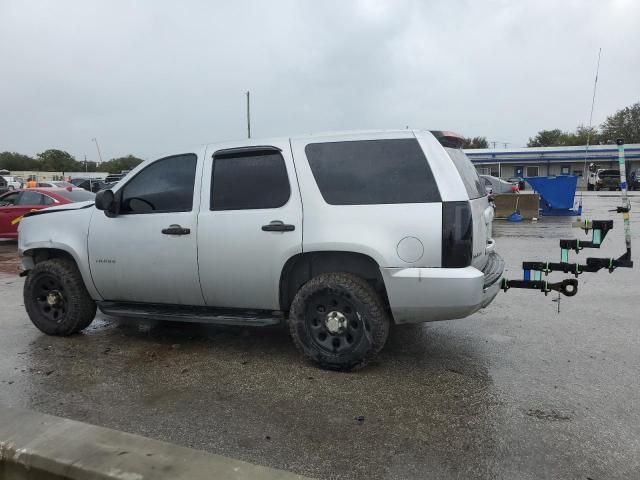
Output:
left=442, top=201, right=473, bottom=268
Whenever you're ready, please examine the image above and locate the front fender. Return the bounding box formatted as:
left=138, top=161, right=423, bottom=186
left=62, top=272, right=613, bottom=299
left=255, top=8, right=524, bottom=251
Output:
left=18, top=208, right=102, bottom=301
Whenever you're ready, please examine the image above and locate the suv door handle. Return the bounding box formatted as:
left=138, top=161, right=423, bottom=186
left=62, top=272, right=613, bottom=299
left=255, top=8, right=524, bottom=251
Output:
left=162, top=224, right=191, bottom=235
left=262, top=221, right=295, bottom=232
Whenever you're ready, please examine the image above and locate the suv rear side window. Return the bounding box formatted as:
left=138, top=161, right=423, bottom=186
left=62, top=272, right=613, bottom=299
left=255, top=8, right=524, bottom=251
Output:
left=305, top=138, right=440, bottom=205
left=445, top=148, right=486, bottom=199
left=211, top=150, right=290, bottom=211
left=120, top=154, right=196, bottom=214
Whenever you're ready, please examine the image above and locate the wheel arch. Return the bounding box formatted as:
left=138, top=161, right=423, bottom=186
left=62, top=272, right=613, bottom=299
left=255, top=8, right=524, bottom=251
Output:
left=23, top=247, right=77, bottom=266
left=279, top=251, right=390, bottom=314
left=22, top=246, right=102, bottom=301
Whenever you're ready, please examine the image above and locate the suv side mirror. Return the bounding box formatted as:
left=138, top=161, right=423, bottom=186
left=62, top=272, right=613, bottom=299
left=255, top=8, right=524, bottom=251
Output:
left=95, top=189, right=115, bottom=213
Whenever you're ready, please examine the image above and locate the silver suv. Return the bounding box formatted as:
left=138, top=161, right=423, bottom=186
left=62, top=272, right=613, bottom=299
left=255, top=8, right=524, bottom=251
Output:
left=18, top=130, right=503, bottom=370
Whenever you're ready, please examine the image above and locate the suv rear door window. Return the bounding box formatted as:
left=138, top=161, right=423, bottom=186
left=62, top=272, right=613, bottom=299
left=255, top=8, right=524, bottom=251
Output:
left=211, top=149, right=290, bottom=211
left=120, top=154, right=196, bottom=214
left=445, top=148, right=486, bottom=199
left=305, top=138, right=440, bottom=205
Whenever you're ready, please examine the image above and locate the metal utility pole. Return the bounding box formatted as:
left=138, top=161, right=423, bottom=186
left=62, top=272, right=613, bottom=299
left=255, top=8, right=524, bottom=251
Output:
left=491, top=141, right=498, bottom=149
left=503, top=142, right=510, bottom=149
left=246, top=91, right=251, bottom=139
left=92, top=138, right=104, bottom=164
left=84, top=154, right=88, bottom=172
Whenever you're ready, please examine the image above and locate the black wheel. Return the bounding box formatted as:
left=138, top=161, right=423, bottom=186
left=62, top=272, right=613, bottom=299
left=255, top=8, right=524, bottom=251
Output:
left=24, top=258, right=97, bottom=336
left=587, top=183, right=594, bottom=191
left=288, top=273, right=390, bottom=371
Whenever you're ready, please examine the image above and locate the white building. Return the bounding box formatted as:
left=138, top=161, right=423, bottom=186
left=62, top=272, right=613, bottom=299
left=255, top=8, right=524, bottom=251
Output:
left=466, top=144, right=640, bottom=188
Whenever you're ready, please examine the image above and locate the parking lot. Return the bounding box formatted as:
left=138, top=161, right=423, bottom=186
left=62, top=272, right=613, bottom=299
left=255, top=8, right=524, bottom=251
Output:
left=1, top=192, right=639, bottom=479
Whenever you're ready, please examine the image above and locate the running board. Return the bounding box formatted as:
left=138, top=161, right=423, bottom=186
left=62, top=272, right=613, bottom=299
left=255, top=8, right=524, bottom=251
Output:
left=97, top=301, right=283, bottom=327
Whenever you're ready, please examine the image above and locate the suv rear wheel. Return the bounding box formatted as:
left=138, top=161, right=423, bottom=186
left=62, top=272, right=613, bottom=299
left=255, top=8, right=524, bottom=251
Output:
left=288, top=272, right=390, bottom=371
left=24, top=258, right=97, bottom=336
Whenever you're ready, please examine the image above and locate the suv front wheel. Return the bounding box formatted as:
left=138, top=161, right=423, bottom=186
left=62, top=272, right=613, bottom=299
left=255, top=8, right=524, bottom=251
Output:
left=288, top=272, right=390, bottom=371
left=24, top=258, right=97, bottom=336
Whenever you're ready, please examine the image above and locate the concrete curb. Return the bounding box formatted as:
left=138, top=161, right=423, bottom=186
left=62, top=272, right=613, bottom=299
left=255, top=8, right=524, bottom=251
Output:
left=0, top=406, right=312, bottom=479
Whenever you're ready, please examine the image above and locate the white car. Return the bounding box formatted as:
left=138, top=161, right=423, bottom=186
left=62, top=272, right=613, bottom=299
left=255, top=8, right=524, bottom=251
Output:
left=36, top=181, right=76, bottom=189
left=18, top=130, right=503, bottom=370
left=479, top=174, right=519, bottom=194
left=2, top=176, right=22, bottom=190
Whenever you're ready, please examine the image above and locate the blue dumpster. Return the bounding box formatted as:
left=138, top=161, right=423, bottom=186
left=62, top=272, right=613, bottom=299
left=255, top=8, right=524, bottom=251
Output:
left=524, top=175, right=582, bottom=216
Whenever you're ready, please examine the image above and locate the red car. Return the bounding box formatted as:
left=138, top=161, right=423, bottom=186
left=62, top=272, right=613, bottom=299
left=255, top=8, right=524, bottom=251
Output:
left=0, top=188, right=95, bottom=239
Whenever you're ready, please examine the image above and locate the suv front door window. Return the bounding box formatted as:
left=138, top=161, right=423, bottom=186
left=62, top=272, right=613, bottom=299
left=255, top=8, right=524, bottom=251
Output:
left=88, top=153, right=204, bottom=305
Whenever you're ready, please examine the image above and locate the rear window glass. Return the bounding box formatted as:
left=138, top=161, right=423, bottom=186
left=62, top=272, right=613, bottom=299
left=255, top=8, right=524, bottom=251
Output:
left=59, top=190, right=96, bottom=202
left=446, top=148, right=486, bottom=199
left=305, top=138, right=440, bottom=205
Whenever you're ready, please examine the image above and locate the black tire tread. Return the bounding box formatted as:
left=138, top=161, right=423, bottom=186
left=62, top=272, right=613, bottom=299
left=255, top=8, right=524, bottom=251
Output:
left=288, top=272, right=390, bottom=371
left=24, top=258, right=97, bottom=336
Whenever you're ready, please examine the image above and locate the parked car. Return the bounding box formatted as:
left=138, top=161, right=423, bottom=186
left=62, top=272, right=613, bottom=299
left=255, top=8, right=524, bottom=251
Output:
left=480, top=174, right=519, bottom=194
left=70, top=178, right=108, bottom=193
left=18, top=130, right=503, bottom=370
left=37, top=181, right=75, bottom=189
left=0, top=188, right=95, bottom=239
left=104, top=173, right=125, bottom=184
left=507, top=176, right=526, bottom=191
left=2, top=175, right=23, bottom=190
left=0, top=176, right=9, bottom=195
left=594, top=169, right=620, bottom=191
left=628, top=169, right=640, bottom=191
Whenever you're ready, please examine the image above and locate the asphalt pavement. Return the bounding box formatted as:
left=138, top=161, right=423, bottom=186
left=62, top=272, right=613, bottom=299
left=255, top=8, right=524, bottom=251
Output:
left=1, top=192, right=639, bottom=479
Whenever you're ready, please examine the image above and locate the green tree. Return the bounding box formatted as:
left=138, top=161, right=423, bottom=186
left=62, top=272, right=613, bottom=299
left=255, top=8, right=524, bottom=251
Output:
left=0, top=152, right=39, bottom=171
left=567, top=125, right=600, bottom=145
left=462, top=136, right=489, bottom=149
left=600, top=102, right=640, bottom=144
left=100, top=155, right=144, bottom=173
left=36, top=149, right=80, bottom=172
left=527, top=129, right=567, bottom=147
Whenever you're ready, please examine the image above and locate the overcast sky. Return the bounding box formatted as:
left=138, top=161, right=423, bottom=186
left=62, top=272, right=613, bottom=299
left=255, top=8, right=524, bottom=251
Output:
left=1, top=0, right=638, bottom=160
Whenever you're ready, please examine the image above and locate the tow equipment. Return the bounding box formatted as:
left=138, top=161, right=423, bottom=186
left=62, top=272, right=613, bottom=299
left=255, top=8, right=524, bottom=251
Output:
left=501, top=139, right=633, bottom=298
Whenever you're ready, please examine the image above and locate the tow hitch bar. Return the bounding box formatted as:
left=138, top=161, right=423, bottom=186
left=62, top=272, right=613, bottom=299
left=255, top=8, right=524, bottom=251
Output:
left=502, top=139, right=633, bottom=298
left=502, top=278, right=578, bottom=296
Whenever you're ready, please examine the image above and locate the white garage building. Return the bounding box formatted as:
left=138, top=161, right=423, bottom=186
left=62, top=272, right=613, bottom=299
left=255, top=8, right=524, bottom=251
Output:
left=466, top=143, right=640, bottom=188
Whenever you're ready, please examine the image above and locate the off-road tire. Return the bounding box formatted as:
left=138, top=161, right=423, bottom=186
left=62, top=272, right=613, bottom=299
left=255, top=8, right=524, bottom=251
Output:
left=288, top=272, right=390, bottom=371
left=24, top=258, right=97, bottom=336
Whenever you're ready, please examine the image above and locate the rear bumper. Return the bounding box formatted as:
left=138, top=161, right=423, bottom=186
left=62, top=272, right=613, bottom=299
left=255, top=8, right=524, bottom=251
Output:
left=382, top=252, right=504, bottom=324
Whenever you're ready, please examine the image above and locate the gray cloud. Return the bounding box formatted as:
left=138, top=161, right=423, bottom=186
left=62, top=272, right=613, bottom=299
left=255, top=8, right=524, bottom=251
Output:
left=0, top=0, right=638, bottom=160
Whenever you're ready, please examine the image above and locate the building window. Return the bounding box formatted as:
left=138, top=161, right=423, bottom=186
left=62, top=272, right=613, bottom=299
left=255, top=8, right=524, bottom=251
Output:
left=573, top=170, right=583, bottom=177
left=477, top=167, right=491, bottom=175
left=561, top=165, right=570, bottom=175
left=526, top=166, right=539, bottom=177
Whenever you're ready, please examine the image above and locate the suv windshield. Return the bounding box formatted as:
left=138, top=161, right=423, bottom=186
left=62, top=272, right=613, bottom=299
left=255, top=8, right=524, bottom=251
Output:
left=446, top=148, right=486, bottom=199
